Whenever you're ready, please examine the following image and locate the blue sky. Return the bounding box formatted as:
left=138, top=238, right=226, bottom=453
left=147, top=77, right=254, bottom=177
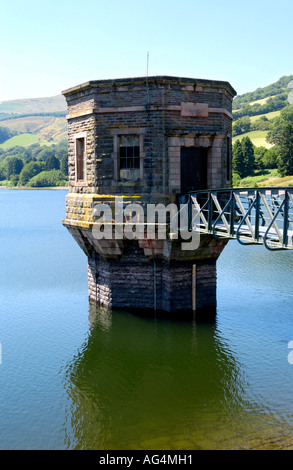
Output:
left=1, top=0, right=292, bottom=102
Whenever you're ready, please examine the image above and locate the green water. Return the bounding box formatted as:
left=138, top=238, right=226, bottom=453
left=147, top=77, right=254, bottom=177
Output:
left=63, top=306, right=293, bottom=450
left=1, top=189, right=293, bottom=449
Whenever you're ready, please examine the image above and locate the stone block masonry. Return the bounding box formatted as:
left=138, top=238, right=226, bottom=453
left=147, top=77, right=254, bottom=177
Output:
left=87, top=240, right=224, bottom=318
left=62, top=75, right=236, bottom=319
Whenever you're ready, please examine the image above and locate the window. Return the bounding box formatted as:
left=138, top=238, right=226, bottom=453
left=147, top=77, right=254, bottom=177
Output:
left=75, top=134, right=86, bottom=181
left=119, top=135, right=140, bottom=181
left=111, top=129, right=146, bottom=182
left=76, top=137, right=85, bottom=180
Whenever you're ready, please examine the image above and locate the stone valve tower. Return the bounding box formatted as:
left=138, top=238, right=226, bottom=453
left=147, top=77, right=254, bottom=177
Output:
left=62, top=76, right=236, bottom=319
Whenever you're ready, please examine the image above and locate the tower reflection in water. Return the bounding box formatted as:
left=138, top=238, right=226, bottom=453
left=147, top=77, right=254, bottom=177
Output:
left=62, top=303, right=269, bottom=450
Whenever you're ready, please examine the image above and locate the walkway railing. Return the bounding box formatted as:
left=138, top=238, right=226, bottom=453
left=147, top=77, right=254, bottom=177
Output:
left=178, top=188, right=293, bottom=251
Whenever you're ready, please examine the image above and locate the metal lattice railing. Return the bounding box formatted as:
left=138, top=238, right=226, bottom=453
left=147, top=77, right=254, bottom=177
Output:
left=178, top=188, right=293, bottom=251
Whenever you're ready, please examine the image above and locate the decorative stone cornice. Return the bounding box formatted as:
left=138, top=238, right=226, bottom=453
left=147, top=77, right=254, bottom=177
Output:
left=62, top=75, right=237, bottom=97
left=66, top=102, right=233, bottom=120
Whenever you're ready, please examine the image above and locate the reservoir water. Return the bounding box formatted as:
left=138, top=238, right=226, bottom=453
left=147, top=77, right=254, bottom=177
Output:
left=1, top=188, right=293, bottom=450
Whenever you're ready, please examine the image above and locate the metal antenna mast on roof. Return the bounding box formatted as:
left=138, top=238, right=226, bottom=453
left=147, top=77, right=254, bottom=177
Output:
left=146, top=51, right=156, bottom=312
left=145, top=51, right=153, bottom=190
left=146, top=51, right=150, bottom=110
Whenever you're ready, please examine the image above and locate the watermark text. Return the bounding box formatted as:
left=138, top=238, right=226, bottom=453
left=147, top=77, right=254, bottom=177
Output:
left=92, top=197, right=200, bottom=250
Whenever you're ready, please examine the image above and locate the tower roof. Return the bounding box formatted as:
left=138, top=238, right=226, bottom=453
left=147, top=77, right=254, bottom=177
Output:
left=62, top=75, right=236, bottom=98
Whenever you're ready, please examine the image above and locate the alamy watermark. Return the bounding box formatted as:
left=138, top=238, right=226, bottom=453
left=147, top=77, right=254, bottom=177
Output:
left=92, top=196, right=200, bottom=250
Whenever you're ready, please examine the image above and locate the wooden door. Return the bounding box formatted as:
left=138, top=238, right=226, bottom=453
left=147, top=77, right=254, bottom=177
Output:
left=180, top=147, right=207, bottom=193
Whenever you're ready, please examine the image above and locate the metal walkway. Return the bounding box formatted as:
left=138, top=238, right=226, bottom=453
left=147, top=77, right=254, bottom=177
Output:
left=179, top=188, right=293, bottom=251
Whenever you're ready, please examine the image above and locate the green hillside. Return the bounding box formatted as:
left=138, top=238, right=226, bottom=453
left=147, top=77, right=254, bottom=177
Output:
left=233, top=75, right=293, bottom=112
left=232, top=75, right=293, bottom=150
left=232, top=130, right=272, bottom=148
left=0, top=133, right=40, bottom=150
left=249, top=110, right=280, bottom=122
left=0, top=94, right=67, bottom=149
left=0, top=94, right=66, bottom=114
left=0, top=115, right=67, bottom=146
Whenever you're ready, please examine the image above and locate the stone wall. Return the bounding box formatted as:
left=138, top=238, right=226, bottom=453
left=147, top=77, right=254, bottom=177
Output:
left=87, top=246, right=219, bottom=315
left=63, top=76, right=236, bottom=202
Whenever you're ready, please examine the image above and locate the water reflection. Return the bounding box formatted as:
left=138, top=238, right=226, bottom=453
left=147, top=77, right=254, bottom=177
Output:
left=62, top=303, right=256, bottom=450
left=2, top=189, right=293, bottom=449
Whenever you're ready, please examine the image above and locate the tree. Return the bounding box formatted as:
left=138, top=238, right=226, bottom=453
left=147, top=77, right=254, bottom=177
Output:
left=262, top=147, right=279, bottom=169
left=60, top=155, right=68, bottom=175
left=232, top=139, right=245, bottom=177
left=277, top=104, right=293, bottom=123
left=276, top=122, right=293, bottom=176
left=55, top=147, right=67, bottom=160
left=0, top=126, right=11, bottom=144
left=251, top=116, right=271, bottom=131
left=6, top=156, right=24, bottom=178
left=0, top=155, right=24, bottom=179
left=22, top=148, right=32, bottom=160
left=232, top=116, right=251, bottom=136
left=28, top=169, right=68, bottom=188
left=45, top=154, right=60, bottom=171
left=266, top=104, right=293, bottom=176
left=267, top=105, right=293, bottom=145
left=254, top=146, right=267, bottom=170
left=38, top=147, right=54, bottom=161
left=10, top=174, right=20, bottom=185
left=0, top=163, right=6, bottom=181
left=242, top=136, right=255, bottom=177
left=232, top=137, right=255, bottom=179
left=30, top=143, right=42, bottom=159
left=18, top=161, right=45, bottom=186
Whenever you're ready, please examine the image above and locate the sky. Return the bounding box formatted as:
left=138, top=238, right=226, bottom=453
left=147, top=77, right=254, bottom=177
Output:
left=0, top=0, right=292, bottom=102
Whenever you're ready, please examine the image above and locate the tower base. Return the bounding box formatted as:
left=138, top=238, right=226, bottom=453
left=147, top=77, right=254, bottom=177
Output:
left=64, top=221, right=228, bottom=320
left=86, top=238, right=228, bottom=320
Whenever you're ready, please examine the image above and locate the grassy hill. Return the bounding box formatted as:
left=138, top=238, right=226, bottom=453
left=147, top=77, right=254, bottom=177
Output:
left=0, top=95, right=66, bottom=114
left=232, top=130, right=273, bottom=148
left=0, top=95, right=67, bottom=149
left=231, top=76, right=293, bottom=187
left=233, top=75, right=293, bottom=111
left=0, top=133, right=40, bottom=150
left=232, top=75, right=293, bottom=148
left=249, top=110, right=281, bottom=122
left=0, top=115, right=67, bottom=147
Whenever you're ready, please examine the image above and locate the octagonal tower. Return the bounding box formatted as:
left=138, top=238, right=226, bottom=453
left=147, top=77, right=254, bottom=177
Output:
left=62, top=76, right=236, bottom=318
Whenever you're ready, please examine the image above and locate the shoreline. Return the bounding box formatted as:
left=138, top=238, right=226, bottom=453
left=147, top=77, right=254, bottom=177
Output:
left=0, top=185, right=69, bottom=190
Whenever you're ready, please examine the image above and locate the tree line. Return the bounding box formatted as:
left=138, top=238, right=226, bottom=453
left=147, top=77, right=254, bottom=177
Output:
left=233, top=104, right=293, bottom=182
left=232, top=115, right=272, bottom=137
left=0, top=111, right=66, bottom=122
left=267, top=105, right=293, bottom=177
left=0, top=141, right=68, bottom=187
left=0, top=126, right=17, bottom=144
left=232, top=75, right=293, bottom=110
left=233, top=93, right=288, bottom=120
